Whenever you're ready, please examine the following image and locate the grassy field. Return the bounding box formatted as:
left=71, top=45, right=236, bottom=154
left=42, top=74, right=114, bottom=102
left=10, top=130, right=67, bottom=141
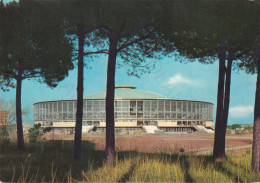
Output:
left=0, top=139, right=260, bottom=182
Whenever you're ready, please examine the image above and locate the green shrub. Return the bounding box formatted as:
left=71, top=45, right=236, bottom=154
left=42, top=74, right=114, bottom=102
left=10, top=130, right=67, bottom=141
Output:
left=28, top=123, right=41, bottom=143
left=0, top=126, right=10, bottom=144
left=244, top=126, right=253, bottom=131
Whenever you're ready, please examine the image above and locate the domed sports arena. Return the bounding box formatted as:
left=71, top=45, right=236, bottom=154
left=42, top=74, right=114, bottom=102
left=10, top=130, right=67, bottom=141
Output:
left=33, top=85, right=214, bottom=134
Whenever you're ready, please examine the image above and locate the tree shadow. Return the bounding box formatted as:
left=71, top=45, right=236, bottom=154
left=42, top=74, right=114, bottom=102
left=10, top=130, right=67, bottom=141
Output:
left=178, top=155, right=195, bottom=182
left=117, top=161, right=136, bottom=182
left=194, top=155, right=245, bottom=182
left=116, top=151, right=195, bottom=182
left=2, top=140, right=248, bottom=182
left=6, top=140, right=104, bottom=182
left=214, top=160, right=240, bottom=182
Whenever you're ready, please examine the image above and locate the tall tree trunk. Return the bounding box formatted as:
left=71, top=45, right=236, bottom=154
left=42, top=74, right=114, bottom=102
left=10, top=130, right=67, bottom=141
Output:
left=217, top=48, right=234, bottom=157
left=223, top=48, right=234, bottom=126
left=252, top=44, right=260, bottom=172
left=213, top=39, right=226, bottom=158
left=74, top=24, right=85, bottom=160
left=105, top=29, right=119, bottom=166
left=16, top=59, right=25, bottom=151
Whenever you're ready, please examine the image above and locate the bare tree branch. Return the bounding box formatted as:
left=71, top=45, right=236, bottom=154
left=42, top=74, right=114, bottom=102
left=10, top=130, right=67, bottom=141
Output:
left=22, top=71, right=42, bottom=79
left=98, top=26, right=109, bottom=36
left=117, top=32, right=154, bottom=52
left=233, top=48, right=251, bottom=60
left=83, top=49, right=109, bottom=56
left=83, top=26, right=101, bottom=35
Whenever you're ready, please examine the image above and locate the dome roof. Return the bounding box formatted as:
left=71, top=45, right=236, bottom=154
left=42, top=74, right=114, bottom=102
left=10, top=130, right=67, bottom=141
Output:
left=84, top=85, right=169, bottom=100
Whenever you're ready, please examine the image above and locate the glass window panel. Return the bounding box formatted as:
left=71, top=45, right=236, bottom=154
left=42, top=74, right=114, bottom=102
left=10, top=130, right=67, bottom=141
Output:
left=177, top=102, right=182, bottom=112
left=151, top=101, right=157, bottom=112
left=207, top=105, right=210, bottom=120
left=151, top=112, right=157, bottom=118
left=171, top=101, right=176, bottom=112
left=188, top=102, right=191, bottom=112
left=87, top=112, right=93, bottom=118
left=46, top=103, right=49, bottom=114
left=130, top=101, right=136, bottom=112
left=177, top=113, right=182, bottom=119
left=182, top=113, right=187, bottom=119
left=50, top=103, right=52, bottom=114
left=58, top=102, right=62, bottom=112
left=158, top=101, right=164, bottom=112
left=183, top=102, right=187, bottom=112
left=63, top=113, right=67, bottom=119
left=122, top=101, right=129, bottom=107
left=93, top=112, right=100, bottom=119
left=196, top=114, right=199, bottom=119
left=158, top=113, right=164, bottom=118
left=171, top=113, right=176, bottom=119
left=53, top=102, right=57, bottom=112
left=191, top=113, right=195, bottom=119
left=82, top=101, right=87, bottom=112
left=74, top=101, right=77, bottom=111
left=63, top=101, right=67, bottom=112
left=192, top=102, right=196, bottom=113
left=144, top=101, right=150, bottom=112
left=137, top=113, right=143, bottom=118
left=44, top=103, right=47, bottom=114
left=101, top=112, right=106, bottom=118
left=122, top=112, right=129, bottom=118
left=187, top=113, right=191, bottom=119
left=130, top=113, right=136, bottom=118
left=115, top=101, right=121, bottom=107
left=144, top=113, right=150, bottom=118
left=165, top=101, right=170, bottom=112
left=69, top=102, right=73, bottom=112
left=137, top=101, right=143, bottom=111
left=93, top=101, right=100, bottom=111
left=121, top=107, right=129, bottom=112
left=87, top=101, right=92, bottom=111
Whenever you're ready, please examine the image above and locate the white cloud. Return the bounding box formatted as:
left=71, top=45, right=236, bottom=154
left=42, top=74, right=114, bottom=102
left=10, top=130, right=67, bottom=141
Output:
left=229, top=105, right=254, bottom=118
left=167, top=74, right=193, bottom=85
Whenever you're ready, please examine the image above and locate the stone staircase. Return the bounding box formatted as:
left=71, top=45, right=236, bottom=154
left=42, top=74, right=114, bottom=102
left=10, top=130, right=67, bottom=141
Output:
left=82, top=125, right=95, bottom=133
left=194, top=125, right=214, bottom=133
left=142, top=125, right=161, bottom=133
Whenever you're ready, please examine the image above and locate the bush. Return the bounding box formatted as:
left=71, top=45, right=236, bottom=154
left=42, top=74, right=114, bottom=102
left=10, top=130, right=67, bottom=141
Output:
left=28, top=123, right=41, bottom=143
left=235, top=131, right=246, bottom=135
left=244, top=126, right=253, bottom=131
left=0, top=126, right=10, bottom=144
left=227, top=124, right=242, bottom=130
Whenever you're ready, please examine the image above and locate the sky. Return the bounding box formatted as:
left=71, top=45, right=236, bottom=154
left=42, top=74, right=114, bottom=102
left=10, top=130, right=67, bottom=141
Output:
left=0, top=54, right=257, bottom=125
left=1, top=0, right=257, bottom=125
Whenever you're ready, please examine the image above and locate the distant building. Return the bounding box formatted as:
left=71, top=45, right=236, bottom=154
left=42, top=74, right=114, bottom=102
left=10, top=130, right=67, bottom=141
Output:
left=33, top=85, right=214, bottom=133
left=235, top=127, right=244, bottom=131
left=0, top=110, right=8, bottom=126
left=23, top=123, right=33, bottom=133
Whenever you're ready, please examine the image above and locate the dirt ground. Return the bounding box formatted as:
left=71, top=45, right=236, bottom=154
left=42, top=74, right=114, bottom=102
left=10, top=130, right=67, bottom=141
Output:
left=39, top=131, right=253, bottom=154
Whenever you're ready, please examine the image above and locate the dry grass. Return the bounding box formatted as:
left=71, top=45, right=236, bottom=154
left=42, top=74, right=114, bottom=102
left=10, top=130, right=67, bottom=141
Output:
left=1, top=139, right=260, bottom=182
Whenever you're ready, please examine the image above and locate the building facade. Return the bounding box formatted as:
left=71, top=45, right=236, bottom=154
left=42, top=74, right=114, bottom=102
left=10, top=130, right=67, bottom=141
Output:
left=33, top=85, right=214, bottom=133
left=0, top=111, right=8, bottom=126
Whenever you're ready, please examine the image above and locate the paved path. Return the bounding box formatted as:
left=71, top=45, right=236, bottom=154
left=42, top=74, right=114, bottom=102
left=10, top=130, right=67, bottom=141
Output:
left=187, top=144, right=252, bottom=155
